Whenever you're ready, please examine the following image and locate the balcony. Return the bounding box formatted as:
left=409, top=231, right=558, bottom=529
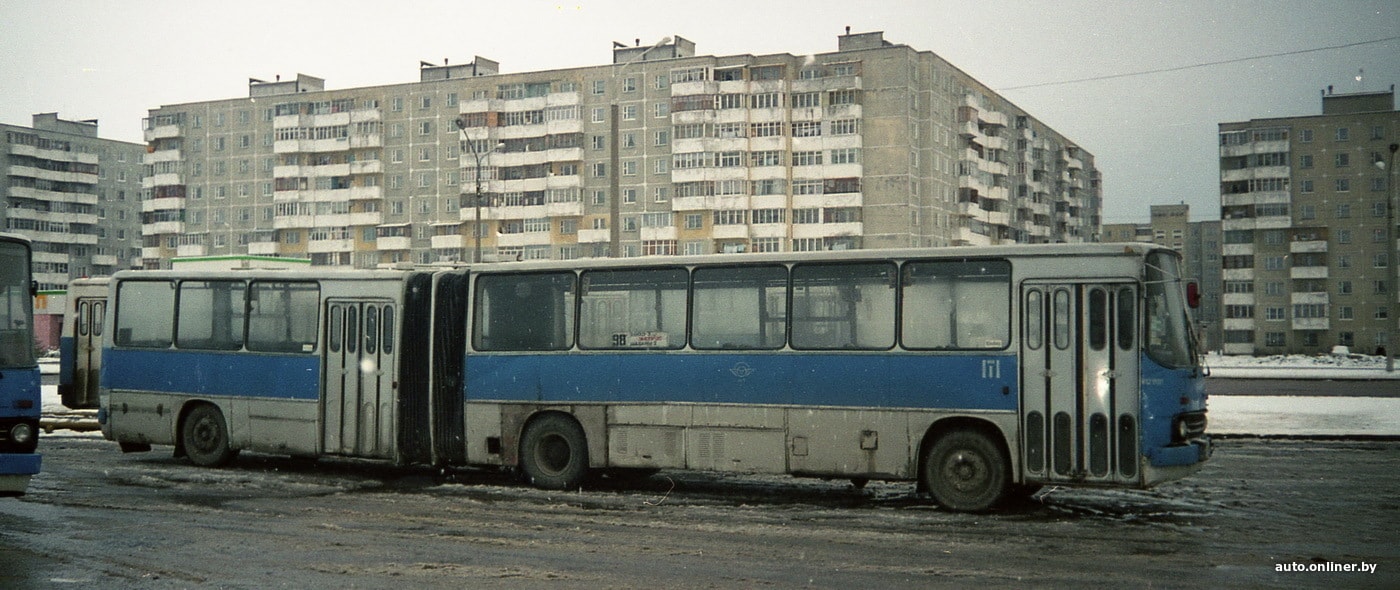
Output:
left=144, top=124, right=181, bottom=142
left=1289, top=266, right=1328, bottom=280
left=376, top=236, right=412, bottom=251
left=577, top=228, right=609, bottom=243
left=308, top=238, right=354, bottom=253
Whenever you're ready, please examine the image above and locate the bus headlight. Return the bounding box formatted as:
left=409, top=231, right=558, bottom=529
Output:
left=11, top=423, right=35, bottom=445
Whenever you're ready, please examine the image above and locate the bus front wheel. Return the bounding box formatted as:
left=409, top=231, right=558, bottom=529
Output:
left=923, top=429, right=1009, bottom=512
left=519, top=413, right=589, bottom=490
left=181, top=404, right=237, bottom=467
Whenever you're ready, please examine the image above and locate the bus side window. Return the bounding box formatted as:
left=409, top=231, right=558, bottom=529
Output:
left=247, top=281, right=320, bottom=353
left=578, top=268, right=686, bottom=350
left=176, top=280, right=247, bottom=351
left=901, top=260, right=1010, bottom=350
left=474, top=272, right=576, bottom=351
left=791, top=262, right=895, bottom=350
left=114, top=281, right=175, bottom=348
left=691, top=265, right=787, bottom=350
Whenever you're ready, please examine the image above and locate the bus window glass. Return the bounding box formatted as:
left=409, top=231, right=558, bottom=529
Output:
left=115, top=281, right=175, bottom=349
left=177, top=280, right=247, bottom=351
left=474, top=273, right=576, bottom=351
left=382, top=306, right=395, bottom=354
left=579, top=268, right=686, bottom=350
left=901, top=260, right=1010, bottom=350
left=1088, top=288, right=1107, bottom=351
left=247, top=282, right=319, bottom=353
left=328, top=305, right=342, bottom=353
left=691, top=266, right=787, bottom=350
left=92, top=302, right=104, bottom=337
left=346, top=306, right=358, bottom=354
left=791, top=262, right=895, bottom=350
left=1025, top=290, right=1043, bottom=350
left=1117, top=287, right=1134, bottom=351
left=78, top=302, right=89, bottom=337
left=1145, top=252, right=1195, bottom=367
left=364, top=306, right=379, bottom=354
left=0, top=242, right=35, bottom=367
left=1053, top=289, right=1071, bottom=350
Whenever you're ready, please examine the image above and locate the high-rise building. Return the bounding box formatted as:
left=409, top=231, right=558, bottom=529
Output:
left=1100, top=204, right=1222, bottom=351
left=2, top=113, right=145, bottom=289
left=140, top=31, right=1101, bottom=269
left=1219, top=87, right=1399, bottom=355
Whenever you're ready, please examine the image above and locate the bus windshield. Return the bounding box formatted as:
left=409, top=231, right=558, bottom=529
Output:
left=1144, top=251, right=1196, bottom=369
left=0, top=240, right=35, bottom=369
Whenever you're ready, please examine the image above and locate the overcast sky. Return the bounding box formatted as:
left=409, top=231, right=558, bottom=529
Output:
left=2, top=0, right=1396, bottom=224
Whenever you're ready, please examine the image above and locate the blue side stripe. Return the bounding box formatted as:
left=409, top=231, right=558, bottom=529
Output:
left=103, top=349, right=320, bottom=400
left=466, top=353, right=1018, bottom=410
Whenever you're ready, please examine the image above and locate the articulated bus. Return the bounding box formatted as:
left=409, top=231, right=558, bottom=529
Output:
left=0, top=233, right=42, bottom=496
left=96, top=244, right=1209, bottom=511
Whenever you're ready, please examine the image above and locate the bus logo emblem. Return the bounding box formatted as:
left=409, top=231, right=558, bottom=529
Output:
left=730, top=362, right=754, bottom=379
left=982, top=359, right=1001, bottom=379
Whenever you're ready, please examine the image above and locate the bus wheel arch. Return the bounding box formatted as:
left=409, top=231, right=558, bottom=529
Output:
left=518, top=411, right=590, bottom=490
left=918, top=417, right=1011, bottom=512
left=177, top=401, right=238, bottom=467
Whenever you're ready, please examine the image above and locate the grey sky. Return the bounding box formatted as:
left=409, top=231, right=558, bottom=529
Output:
left=2, top=0, right=1396, bottom=224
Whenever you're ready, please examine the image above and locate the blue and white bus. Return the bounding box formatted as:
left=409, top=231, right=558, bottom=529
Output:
left=0, top=233, right=42, bottom=496
left=58, top=277, right=109, bottom=410
left=98, top=243, right=1209, bottom=511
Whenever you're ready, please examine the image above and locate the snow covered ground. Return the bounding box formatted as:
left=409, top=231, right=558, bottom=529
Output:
left=1204, top=351, right=1400, bottom=380
left=36, top=355, right=1400, bottom=438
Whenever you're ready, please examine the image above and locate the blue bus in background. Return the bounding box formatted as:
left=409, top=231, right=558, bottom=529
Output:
left=97, top=244, right=1209, bottom=512
left=0, top=233, right=42, bottom=496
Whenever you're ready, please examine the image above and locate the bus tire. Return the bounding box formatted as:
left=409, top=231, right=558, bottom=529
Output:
left=519, top=413, right=588, bottom=490
left=923, top=429, right=1009, bottom=512
left=182, top=404, right=236, bottom=467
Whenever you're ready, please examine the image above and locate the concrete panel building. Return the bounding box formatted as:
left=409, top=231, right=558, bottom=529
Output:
left=1219, top=87, right=1399, bottom=355
left=2, top=113, right=145, bottom=288
left=139, top=31, right=1101, bottom=269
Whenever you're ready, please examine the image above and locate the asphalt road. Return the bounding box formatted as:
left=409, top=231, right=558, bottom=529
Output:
left=1207, top=378, right=1400, bottom=397
left=1, top=434, right=1396, bottom=589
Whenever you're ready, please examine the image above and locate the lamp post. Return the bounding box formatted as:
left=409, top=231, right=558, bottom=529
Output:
left=608, top=36, right=672, bottom=257
left=1384, top=142, right=1399, bottom=371
left=455, top=115, right=503, bottom=263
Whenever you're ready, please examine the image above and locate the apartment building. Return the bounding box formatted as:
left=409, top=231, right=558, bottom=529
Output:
left=1101, top=204, right=1223, bottom=351
left=1219, top=87, right=1399, bottom=355
left=139, top=30, right=1101, bottom=269
left=2, top=113, right=145, bottom=289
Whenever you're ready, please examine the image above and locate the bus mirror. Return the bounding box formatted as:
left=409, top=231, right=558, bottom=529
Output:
left=31, top=280, right=39, bottom=298
left=1186, top=282, right=1201, bottom=309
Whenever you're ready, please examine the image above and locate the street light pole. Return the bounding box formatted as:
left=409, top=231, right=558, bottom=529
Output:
left=455, top=115, right=502, bottom=263
left=1386, top=142, right=1398, bottom=371
left=608, top=36, right=672, bottom=258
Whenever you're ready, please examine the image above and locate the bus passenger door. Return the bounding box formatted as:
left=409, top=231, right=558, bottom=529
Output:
left=68, top=298, right=105, bottom=409
left=322, top=299, right=397, bottom=459
left=1020, top=282, right=1140, bottom=485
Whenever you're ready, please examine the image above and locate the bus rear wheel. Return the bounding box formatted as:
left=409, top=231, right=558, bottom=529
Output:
left=519, top=414, right=588, bottom=490
left=182, top=404, right=237, bottom=467
left=923, top=429, right=1009, bottom=512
